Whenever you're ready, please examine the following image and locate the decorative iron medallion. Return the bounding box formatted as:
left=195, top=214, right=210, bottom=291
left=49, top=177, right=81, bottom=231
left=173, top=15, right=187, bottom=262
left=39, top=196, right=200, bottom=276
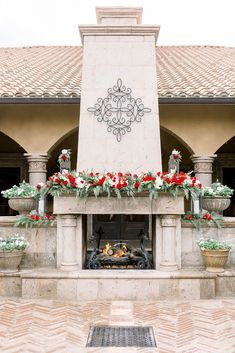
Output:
left=87, top=78, right=151, bottom=142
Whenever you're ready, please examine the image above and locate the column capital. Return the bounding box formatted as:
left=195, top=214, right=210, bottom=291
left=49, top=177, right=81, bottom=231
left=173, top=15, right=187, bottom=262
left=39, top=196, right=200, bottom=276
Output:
left=191, top=155, right=217, bottom=174
left=24, top=154, right=50, bottom=173
left=61, top=214, right=77, bottom=227
left=161, top=215, right=177, bottom=227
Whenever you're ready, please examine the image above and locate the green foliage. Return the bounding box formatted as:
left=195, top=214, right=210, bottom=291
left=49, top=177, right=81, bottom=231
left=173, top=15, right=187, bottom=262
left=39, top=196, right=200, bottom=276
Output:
left=197, top=238, right=233, bottom=250
left=0, top=235, right=28, bottom=252
left=1, top=181, right=37, bottom=198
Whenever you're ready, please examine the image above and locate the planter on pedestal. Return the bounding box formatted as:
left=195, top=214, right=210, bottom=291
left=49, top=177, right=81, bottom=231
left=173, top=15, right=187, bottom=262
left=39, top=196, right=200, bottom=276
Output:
left=201, top=249, right=230, bottom=273
left=0, top=251, right=24, bottom=272
left=202, top=196, right=231, bottom=215
left=8, top=197, right=36, bottom=216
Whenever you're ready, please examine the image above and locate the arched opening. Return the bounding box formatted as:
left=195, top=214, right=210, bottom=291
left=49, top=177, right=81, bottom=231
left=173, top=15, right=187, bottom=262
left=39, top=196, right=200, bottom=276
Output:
left=215, top=136, right=235, bottom=216
left=47, top=128, right=78, bottom=176
left=160, top=127, right=194, bottom=173
left=0, top=132, right=27, bottom=216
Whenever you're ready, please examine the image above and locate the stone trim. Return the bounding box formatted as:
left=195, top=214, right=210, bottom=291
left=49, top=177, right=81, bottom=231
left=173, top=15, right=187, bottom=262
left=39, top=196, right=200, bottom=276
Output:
left=79, top=25, right=160, bottom=43
left=96, top=7, right=143, bottom=25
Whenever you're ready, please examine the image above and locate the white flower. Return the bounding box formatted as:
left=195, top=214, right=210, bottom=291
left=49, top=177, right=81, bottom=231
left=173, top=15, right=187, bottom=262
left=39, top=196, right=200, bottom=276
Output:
left=155, top=176, right=163, bottom=190
left=75, top=177, right=86, bottom=188
left=61, top=149, right=68, bottom=154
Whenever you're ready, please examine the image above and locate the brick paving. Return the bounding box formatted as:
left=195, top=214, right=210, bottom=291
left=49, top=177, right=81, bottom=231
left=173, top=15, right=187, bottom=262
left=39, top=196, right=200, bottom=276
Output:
left=0, top=298, right=234, bottom=352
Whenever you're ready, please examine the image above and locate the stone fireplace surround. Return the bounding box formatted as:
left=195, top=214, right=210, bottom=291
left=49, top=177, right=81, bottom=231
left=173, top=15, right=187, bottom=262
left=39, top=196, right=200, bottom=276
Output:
left=54, top=193, right=184, bottom=272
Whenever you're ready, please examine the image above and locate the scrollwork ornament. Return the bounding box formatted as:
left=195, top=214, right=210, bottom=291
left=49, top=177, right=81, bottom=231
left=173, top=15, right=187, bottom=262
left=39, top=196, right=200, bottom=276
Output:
left=87, top=78, right=151, bottom=142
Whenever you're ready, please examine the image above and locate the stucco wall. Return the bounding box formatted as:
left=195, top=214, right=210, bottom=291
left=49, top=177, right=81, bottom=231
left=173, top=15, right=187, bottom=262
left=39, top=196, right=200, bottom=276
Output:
left=0, top=104, right=234, bottom=156
left=0, top=104, right=79, bottom=154
left=160, top=104, right=235, bottom=154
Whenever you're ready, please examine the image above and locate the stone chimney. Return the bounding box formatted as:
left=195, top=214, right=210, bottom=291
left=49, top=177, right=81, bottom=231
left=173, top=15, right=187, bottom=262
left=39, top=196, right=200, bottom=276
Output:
left=77, top=7, right=161, bottom=173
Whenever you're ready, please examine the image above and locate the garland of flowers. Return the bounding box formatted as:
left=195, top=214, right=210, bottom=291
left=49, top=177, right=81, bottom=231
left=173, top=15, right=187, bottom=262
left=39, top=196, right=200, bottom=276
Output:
left=38, top=170, right=202, bottom=200
left=182, top=211, right=222, bottom=230
left=15, top=212, right=55, bottom=228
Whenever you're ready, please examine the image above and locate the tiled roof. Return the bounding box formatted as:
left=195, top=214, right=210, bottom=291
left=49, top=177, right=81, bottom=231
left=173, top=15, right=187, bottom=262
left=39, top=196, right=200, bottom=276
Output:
left=0, top=45, right=235, bottom=100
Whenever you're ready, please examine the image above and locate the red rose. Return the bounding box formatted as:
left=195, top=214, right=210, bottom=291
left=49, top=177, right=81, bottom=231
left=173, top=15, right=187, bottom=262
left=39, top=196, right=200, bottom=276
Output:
left=30, top=215, right=35, bottom=219
left=89, top=172, right=94, bottom=177
left=117, top=183, right=122, bottom=190
left=35, top=215, right=39, bottom=221
left=134, top=182, right=140, bottom=189
left=63, top=180, right=68, bottom=186
left=61, top=155, right=67, bottom=161
left=45, top=213, right=51, bottom=219
left=133, top=174, right=138, bottom=179
left=55, top=178, right=61, bottom=185
left=98, top=176, right=106, bottom=186
left=186, top=215, right=193, bottom=220
left=165, top=177, right=171, bottom=184
left=36, top=184, right=41, bottom=190
left=118, top=172, right=123, bottom=178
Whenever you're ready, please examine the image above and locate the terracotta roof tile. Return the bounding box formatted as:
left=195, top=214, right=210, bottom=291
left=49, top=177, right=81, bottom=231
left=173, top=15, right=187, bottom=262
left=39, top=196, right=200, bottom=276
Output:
left=0, top=45, right=235, bottom=100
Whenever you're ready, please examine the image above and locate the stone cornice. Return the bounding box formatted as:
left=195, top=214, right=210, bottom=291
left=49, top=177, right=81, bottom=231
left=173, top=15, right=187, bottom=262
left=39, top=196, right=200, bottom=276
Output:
left=79, top=25, right=160, bottom=44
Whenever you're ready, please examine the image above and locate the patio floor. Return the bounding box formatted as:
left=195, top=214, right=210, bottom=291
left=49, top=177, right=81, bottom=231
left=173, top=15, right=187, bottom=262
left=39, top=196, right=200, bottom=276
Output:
left=0, top=298, right=234, bottom=352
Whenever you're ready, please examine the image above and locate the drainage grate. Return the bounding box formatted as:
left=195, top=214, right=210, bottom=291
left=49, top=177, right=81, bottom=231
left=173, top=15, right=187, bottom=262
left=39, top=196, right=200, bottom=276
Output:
left=86, top=326, right=157, bottom=347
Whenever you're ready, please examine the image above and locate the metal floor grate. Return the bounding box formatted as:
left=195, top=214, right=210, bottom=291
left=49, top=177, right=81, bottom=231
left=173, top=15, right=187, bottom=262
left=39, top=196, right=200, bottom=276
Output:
left=86, top=326, right=157, bottom=347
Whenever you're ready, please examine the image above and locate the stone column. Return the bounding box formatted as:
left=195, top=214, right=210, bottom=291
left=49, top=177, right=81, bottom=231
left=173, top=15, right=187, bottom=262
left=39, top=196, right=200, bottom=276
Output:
left=160, top=215, right=178, bottom=271
left=191, top=155, right=217, bottom=187
left=24, top=154, right=49, bottom=186
left=61, top=215, right=78, bottom=271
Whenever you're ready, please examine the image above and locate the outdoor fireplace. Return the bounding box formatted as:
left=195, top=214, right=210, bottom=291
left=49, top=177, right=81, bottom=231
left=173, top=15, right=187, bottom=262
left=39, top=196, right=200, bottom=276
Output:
left=86, top=215, right=153, bottom=269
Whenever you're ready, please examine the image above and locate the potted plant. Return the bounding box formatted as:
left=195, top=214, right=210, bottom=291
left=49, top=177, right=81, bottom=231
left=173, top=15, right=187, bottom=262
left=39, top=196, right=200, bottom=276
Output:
left=1, top=181, right=37, bottom=215
left=0, top=234, right=28, bottom=272
left=202, top=181, right=233, bottom=215
left=197, top=238, right=232, bottom=273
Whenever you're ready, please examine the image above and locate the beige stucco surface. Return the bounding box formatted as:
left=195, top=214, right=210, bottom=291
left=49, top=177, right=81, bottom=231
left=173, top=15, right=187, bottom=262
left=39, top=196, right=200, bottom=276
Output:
left=160, top=104, right=235, bottom=154
left=0, top=105, right=79, bottom=154
left=0, top=104, right=234, bottom=157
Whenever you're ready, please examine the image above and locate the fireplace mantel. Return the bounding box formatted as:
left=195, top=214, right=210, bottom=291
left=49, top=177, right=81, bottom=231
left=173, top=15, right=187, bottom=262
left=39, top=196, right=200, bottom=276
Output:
left=54, top=193, right=185, bottom=215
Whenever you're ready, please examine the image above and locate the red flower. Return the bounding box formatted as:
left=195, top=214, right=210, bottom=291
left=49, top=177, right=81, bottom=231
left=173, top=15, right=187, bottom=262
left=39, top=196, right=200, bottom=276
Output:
left=118, top=172, right=123, bottom=178
left=72, top=182, right=77, bottom=188
left=117, top=183, right=122, bottom=190
left=36, top=184, right=42, bottom=190
left=165, top=177, right=171, bottom=184
left=45, top=213, right=51, bottom=219
left=35, top=215, right=39, bottom=221
left=61, top=155, right=67, bottom=161
left=63, top=180, right=68, bottom=186
left=30, top=215, right=35, bottom=219
left=186, top=215, right=193, bottom=220
left=55, top=178, right=61, bottom=185
left=89, top=172, right=94, bottom=177
left=133, top=174, right=138, bottom=179
left=68, top=175, right=75, bottom=184
left=204, top=213, right=212, bottom=221
left=98, top=176, right=106, bottom=186
left=134, top=182, right=140, bottom=189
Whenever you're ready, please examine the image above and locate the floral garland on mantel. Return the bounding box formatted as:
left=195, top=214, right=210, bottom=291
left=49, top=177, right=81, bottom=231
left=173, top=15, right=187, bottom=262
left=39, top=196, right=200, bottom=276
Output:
left=38, top=170, right=202, bottom=200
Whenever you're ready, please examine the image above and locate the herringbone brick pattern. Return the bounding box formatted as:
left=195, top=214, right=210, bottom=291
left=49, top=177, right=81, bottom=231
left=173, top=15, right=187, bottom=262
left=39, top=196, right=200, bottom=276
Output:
left=0, top=298, right=234, bottom=353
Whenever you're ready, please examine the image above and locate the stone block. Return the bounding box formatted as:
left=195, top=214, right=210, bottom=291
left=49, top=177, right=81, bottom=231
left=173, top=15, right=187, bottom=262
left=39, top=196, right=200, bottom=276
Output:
left=179, top=279, right=201, bottom=300
left=200, top=279, right=215, bottom=299
left=57, top=279, right=77, bottom=300
left=216, top=277, right=235, bottom=297
left=158, top=279, right=179, bottom=299
left=0, top=276, right=21, bottom=296
left=77, top=279, right=98, bottom=300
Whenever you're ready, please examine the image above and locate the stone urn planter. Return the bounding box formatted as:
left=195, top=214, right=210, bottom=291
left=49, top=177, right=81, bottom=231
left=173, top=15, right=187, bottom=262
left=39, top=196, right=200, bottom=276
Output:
left=0, top=251, right=24, bottom=272
left=201, top=249, right=230, bottom=273
left=202, top=196, right=231, bottom=215
left=8, top=197, right=36, bottom=215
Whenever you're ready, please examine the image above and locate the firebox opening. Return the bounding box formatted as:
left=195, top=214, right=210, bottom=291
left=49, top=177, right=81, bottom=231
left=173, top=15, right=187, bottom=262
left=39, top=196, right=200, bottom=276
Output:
left=86, top=214, right=153, bottom=269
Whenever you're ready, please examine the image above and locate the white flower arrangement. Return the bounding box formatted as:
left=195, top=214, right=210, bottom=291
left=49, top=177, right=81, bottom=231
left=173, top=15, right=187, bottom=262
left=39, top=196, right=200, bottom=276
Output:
left=1, top=181, right=37, bottom=198
left=202, top=181, right=233, bottom=197
left=0, top=234, right=28, bottom=252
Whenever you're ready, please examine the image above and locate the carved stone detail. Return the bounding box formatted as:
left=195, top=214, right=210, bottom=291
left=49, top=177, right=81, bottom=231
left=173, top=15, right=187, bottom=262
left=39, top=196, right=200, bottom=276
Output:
left=161, top=215, right=176, bottom=227
left=191, top=155, right=217, bottom=174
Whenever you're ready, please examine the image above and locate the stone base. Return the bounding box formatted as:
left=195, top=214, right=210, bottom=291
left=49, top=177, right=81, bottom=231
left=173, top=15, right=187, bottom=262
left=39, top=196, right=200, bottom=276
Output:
left=0, top=268, right=227, bottom=301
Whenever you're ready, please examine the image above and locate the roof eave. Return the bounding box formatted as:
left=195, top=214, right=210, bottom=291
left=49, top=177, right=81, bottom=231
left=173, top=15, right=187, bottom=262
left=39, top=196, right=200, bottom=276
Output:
left=159, top=97, right=235, bottom=104
left=0, top=97, right=81, bottom=104
left=0, top=96, right=235, bottom=105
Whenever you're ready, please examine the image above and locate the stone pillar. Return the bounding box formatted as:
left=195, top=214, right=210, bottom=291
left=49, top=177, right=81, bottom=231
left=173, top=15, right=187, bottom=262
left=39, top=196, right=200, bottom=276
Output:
left=24, top=154, right=49, bottom=186
left=191, top=155, right=217, bottom=187
left=160, top=215, right=178, bottom=271
left=61, top=215, right=78, bottom=271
